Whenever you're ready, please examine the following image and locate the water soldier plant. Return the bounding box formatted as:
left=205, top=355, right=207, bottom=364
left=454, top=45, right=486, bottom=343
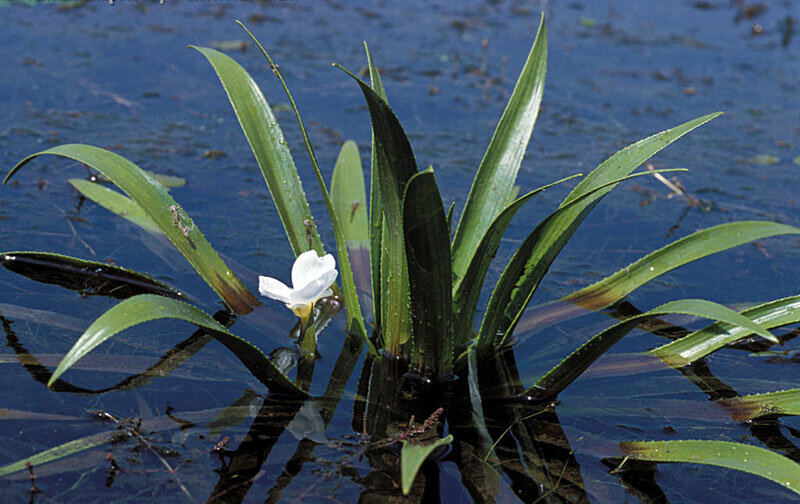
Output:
left=3, top=15, right=800, bottom=500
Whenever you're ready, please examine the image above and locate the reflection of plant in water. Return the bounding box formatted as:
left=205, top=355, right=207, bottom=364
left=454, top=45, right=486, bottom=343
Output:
left=2, top=14, right=800, bottom=501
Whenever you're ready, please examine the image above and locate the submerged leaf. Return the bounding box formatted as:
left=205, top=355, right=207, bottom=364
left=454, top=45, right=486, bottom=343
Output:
left=47, top=294, right=305, bottom=397
left=528, top=298, right=776, bottom=400
left=69, top=178, right=162, bottom=235
left=5, top=145, right=259, bottom=314
left=401, top=434, right=453, bottom=495
left=617, top=440, right=800, bottom=497
left=652, top=294, right=800, bottom=366
left=718, top=389, right=800, bottom=422
left=565, top=221, right=800, bottom=312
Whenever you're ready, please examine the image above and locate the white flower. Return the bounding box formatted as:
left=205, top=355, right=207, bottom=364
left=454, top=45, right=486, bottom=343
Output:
left=258, top=250, right=338, bottom=323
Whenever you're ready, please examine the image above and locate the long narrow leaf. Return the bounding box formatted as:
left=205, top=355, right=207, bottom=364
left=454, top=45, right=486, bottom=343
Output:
left=565, top=221, right=800, bottom=310
left=47, top=294, right=305, bottom=397
left=365, top=41, right=387, bottom=332
left=404, top=169, right=452, bottom=378
left=617, top=440, right=800, bottom=497
left=331, top=141, right=372, bottom=319
left=476, top=168, right=687, bottom=351
left=2, top=251, right=183, bottom=300
left=478, top=114, right=721, bottom=347
left=331, top=141, right=369, bottom=243
left=718, top=389, right=800, bottom=422
left=401, top=435, right=454, bottom=495
left=191, top=46, right=323, bottom=257
left=237, top=23, right=369, bottom=344
left=527, top=299, right=776, bottom=401
left=451, top=15, right=547, bottom=289
left=563, top=112, right=720, bottom=206
left=69, top=179, right=162, bottom=235
left=335, top=63, right=417, bottom=355
left=5, top=145, right=259, bottom=314
left=652, top=294, right=800, bottom=367
left=452, top=173, right=582, bottom=346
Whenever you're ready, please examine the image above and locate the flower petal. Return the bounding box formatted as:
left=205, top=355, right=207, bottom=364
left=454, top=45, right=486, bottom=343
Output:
left=292, top=251, right=336, bottom=290
left=258, top=276, right=292, bottom=303
left=290, top=269, right=338, bottom=305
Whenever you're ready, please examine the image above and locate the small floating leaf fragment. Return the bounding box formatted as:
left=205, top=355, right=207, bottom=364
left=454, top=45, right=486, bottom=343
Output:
left=750, top=154, right=779, bottom=166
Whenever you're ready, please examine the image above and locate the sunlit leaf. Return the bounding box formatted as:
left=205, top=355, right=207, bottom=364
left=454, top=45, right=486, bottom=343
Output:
left=480, top=113, right=718, bottom=342
left=452, top=173, right=582, bottom=346
left=5, top=145, right=259, bottom=314
left=238, top=24, right=369, bottom=344
left=477, top=169, right=688, bottom=351
left=527, top=299, right=776, bottom=401
left=47, top=294, right=305, bottom=397
left=401, top=434, right=453, bottom=495
left=617, top=440, right=800, bottom=497
left=191, top=45, right=324, bottom=257
left=69, top=178, right=162, bottom=234
left=331, top=140, right=368, bottom=243
left=451, top=15, right=547, bottom=292
left=652, top=294, right=800, bottom=367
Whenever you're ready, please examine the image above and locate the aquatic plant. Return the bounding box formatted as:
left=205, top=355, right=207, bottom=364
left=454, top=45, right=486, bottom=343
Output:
left=3, top=15, right=800, bottom=500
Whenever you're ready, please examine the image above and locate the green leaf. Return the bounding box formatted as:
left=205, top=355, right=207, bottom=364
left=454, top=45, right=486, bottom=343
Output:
left=236, top=24, right=369, bottom=345
left=476, top=169, right=687, bottom=351
left=365, top=41, right=388, bottom=332
left=652, top=294, right=800, bottom=367
left=452, top=173, right=582, bottom=346
left=331, top=140, right=368, bottom=243
left=562, top=112, right=720, bottom=207
left=750, top=154, right=779, bottom=166
left=451, top=14, right=547, bottom=290
left=330, top=140, right=372, bottom=320
left=404, top=169, right=452, bottom=378
left=617, top=440, right=800, bottom=497
left=718, top=389, right=800, bottom=422
left=69, top=178, right=162, bottom=235
left=5, top=145, right=260, bottom=314
left=526, top=299, right=776, bottom=401
left=47, top=294, right=305, bottom=397
left=191, top=45, right=323, bottom=257
left=335, top=63, right=417, bottom=354
left=149, top=172, right=186, bottom=188
left=564, top=221, right=800, bottom=311
left=1, top=251, right=183, bottom=300
left=0, top=431, right=108, bottom=478
left=478, top=114, right=721, bottom=347
left=401, top=434, right=454, bottom=495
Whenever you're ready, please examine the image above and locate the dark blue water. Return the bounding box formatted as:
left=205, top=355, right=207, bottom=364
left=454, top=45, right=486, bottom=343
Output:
left=1, top=1, right=799, bottom=502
